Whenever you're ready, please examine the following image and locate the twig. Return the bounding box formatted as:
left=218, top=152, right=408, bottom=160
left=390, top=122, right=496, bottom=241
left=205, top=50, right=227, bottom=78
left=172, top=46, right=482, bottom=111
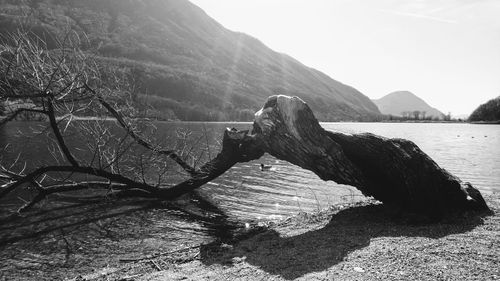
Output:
left=47, top=95, right=79, bottom=167
left=150, top=260, right=162, bottom=271
left=119, top=244, right=202, bottom=262
left=202, top=123, right=212, bottom=160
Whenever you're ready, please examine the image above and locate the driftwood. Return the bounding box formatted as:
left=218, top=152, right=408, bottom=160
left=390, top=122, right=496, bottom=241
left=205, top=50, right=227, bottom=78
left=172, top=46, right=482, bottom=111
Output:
left=226, top=95, right=489, bottom=216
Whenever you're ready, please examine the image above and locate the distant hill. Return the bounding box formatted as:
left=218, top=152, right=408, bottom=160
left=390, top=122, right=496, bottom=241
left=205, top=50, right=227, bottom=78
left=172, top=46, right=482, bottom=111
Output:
left=0, top=0, right=381, bottom=121
left=469, top=96, right=500, bottom=122
left=372, top=91, right=444, bottom=119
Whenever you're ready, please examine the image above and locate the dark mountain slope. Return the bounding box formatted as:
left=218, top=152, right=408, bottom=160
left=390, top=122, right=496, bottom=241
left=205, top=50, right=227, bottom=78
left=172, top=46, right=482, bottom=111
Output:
left=373, top=91, right=443, bottom=118
left=0, top=0, right=381, bottom=121
left=469, top=96, right=500, bottom=122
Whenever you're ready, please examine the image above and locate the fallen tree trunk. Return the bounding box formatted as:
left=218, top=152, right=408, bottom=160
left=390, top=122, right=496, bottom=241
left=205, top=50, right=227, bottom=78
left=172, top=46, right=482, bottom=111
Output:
left=0, top=95, right=489, bottom=217
left=2, top=31, right=486, bottom=218
left=247, top=95, right=489, bottom=216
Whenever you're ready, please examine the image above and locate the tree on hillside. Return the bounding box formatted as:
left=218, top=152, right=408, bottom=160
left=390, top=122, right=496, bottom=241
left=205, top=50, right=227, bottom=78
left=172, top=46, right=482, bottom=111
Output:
left=469, top=96, right=500, bottom=122
left=444, top=112, right=451, bottom=121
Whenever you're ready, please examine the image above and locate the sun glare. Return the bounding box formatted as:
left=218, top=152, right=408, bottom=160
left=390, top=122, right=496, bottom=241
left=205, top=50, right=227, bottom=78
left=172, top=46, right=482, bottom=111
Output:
left=189, top=0, right=500, bottom=116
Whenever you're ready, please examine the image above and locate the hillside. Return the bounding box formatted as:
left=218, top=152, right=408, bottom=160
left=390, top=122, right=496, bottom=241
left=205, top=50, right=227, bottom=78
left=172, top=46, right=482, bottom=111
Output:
left=373, top=91, right=444, bottom=119
left=468, top=96, right=500, bottom=122
left=0, top=0, right=381, bottom=121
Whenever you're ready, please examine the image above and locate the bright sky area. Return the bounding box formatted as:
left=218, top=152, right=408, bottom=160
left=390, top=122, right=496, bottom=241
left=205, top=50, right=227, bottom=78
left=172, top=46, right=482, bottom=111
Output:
left=189, top=0, right=500, bottom=116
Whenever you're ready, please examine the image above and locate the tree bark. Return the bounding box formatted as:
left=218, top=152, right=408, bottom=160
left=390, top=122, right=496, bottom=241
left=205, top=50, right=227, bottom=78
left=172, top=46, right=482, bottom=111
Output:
left=156, top=128, right=264, bottom=199
left=249, top=95, right=489, bottom=216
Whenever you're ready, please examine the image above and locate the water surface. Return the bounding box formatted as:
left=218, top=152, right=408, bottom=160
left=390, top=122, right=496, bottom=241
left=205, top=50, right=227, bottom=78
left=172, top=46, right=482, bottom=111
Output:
left=1, top=122, right=499, bottom=221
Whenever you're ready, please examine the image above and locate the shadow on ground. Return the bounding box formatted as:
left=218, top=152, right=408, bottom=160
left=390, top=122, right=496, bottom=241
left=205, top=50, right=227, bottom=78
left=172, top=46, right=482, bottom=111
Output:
left=0, top=193, right=238, bottom=280
left=200, top=203, right=492, bottom=280
left=0, top=192, right=235, bottom=247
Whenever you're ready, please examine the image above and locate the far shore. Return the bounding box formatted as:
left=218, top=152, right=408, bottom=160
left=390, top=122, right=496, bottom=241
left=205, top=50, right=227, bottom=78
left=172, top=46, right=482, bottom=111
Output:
left=2, top=114, right=500, bottom=125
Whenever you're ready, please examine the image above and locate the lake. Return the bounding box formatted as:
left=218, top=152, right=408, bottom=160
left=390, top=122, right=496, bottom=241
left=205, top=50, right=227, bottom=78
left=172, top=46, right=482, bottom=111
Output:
left=1, top=121, right=499, bottom=222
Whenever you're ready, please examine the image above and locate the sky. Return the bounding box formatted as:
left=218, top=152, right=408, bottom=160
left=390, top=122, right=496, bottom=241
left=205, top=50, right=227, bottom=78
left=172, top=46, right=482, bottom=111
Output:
left=189, top=0, right=500, bottom=116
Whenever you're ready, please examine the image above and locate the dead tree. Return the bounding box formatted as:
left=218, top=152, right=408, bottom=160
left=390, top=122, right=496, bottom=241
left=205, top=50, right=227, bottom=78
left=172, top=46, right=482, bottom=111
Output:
left=0, top=32, right=489, bottom=218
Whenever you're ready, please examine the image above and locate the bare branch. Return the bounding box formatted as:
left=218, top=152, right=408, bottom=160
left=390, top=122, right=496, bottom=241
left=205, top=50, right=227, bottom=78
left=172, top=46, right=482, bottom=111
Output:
left=0, top=165, right=156, bottom=201
left=17, top=181, right=127, bottom=213
left=46, top=95, right=79, bottom=167
left=0, top=108, right=48, bottom=127
left=94, top=92, right=197, bottom=175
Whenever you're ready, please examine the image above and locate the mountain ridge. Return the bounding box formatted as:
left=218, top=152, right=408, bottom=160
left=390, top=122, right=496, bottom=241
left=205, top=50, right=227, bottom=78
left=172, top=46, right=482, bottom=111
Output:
left=0, top=0, right=381, bottom=121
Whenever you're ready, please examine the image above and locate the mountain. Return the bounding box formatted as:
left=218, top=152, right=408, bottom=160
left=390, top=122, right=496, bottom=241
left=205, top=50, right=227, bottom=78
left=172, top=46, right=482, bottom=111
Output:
left=372, top=91, right=444, bottom=119
left=0, top=0, right=381, bottom=121
left=468, top=96, right=500, bottom=122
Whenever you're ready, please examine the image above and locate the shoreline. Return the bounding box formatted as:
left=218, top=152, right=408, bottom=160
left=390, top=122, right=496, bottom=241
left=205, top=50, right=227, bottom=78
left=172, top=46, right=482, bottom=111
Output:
left=1, top=197, right=498, bottom=280
left=141, top=199, right=499, bottom=281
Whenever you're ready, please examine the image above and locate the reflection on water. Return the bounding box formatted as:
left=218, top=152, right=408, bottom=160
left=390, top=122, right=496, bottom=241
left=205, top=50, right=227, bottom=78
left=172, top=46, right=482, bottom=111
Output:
left=1, top=121, right=499, bottom=222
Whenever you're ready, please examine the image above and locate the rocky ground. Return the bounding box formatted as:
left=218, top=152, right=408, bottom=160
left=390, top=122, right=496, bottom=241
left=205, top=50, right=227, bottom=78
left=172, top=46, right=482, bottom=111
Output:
left=1, top=197, right=499, bottom=281
left=138, top=198, right=500, bottom=281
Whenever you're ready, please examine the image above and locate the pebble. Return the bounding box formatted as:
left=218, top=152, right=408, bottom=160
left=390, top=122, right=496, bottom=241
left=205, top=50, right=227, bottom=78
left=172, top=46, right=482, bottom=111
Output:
left=353, top=267, right=365, bottom=273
